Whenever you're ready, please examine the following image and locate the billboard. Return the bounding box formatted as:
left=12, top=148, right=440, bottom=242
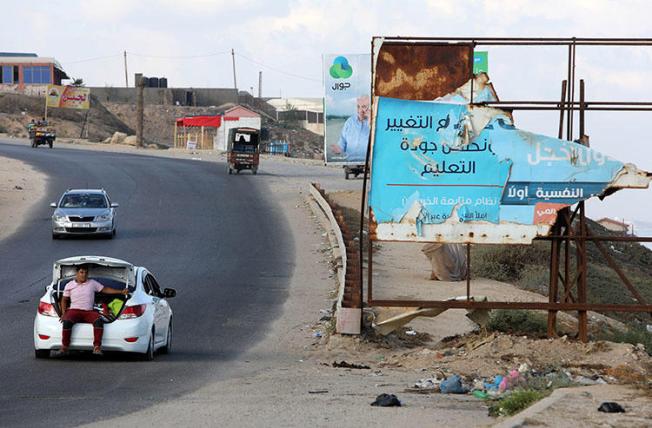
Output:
left=323, top=54, right=371, bottom=164
left=368, top=39, right=650, bottom=244
left=46, top=85, right=90, bottom=110
left=369, top=96, right=650, bottom=244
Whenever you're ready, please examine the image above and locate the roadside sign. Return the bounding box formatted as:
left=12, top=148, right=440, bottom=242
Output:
left=46, top=85, right=90, bottom=110
left=473, top=51, right=488, bottom=74
left=323, top=54, right=371, bottom=165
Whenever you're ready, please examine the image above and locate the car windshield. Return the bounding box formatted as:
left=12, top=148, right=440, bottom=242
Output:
left=60, top=193, right=108, bottom=209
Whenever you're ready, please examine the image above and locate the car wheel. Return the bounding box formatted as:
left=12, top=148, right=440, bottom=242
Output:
left=35, top=349, right=50, bottom=359
left=140, top=328, right=155, bottom=361
left=160, top=320, right=172, bottom=355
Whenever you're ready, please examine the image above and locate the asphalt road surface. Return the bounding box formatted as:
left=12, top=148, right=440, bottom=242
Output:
left=0, top=140, right=296, bottom=427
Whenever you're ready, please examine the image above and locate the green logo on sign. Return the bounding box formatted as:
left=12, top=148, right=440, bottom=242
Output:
left=330, top=56, right=353, bottom=79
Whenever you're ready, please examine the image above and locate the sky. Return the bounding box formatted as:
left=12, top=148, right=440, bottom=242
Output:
left=3, top=0, right=652, bottom=223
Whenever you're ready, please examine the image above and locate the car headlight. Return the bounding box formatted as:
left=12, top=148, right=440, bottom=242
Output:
left=53, top=215, right=66, bottom=222
left=95, top=214, right=112, bottom=221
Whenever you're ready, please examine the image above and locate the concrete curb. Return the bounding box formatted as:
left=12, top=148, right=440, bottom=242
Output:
left=308, top=183, right=361, bottom=334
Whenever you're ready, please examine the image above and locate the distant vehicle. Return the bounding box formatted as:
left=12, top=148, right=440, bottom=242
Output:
left=34, top=256, right=176, bottom=360
left=226, top=127, right=260, bottom=175
left=344, top=164, right=364, bottom=180
left=50, top=189, right=118, bottom=239
left=27, top=121, right=56, bottom=148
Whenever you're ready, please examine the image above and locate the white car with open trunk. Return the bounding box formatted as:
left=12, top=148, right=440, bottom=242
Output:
left=34, top=256, right=175, bottom=360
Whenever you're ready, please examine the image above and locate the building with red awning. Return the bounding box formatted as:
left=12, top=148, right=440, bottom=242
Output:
left=174, top=105, right=260, bottom=150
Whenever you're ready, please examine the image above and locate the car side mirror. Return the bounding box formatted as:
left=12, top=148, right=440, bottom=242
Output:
left=50, top=202, right=57, bottom=208
left=111, top=203, right=119, bottom=208
left=163, top=288, right=176, bottom=298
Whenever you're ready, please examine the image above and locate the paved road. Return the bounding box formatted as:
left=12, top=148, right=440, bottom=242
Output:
left=0, top=140, right=299, bottom=426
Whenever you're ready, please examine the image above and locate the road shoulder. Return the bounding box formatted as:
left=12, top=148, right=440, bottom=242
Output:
left=0, top=155, right=46, bottom=241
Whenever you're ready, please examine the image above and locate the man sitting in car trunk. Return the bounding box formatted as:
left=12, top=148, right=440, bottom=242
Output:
left=60, top=264, right=128, bottom=355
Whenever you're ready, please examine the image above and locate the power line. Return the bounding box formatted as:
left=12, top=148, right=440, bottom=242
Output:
left=62, top=53, right=123, bottom=65
left=235, top=53, right=321, bottom=83
left=127, top=51, right=230, bottom=59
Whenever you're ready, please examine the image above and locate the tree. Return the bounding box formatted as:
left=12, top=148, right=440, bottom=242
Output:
left=279, top=101, right=300, bottom=128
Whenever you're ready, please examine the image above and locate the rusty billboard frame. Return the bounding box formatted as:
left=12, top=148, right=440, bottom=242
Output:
left=359, top=37, right=652, bottom=342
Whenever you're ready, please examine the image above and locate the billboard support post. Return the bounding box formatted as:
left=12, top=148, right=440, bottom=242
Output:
left=364, top=37, right=652, bottom=342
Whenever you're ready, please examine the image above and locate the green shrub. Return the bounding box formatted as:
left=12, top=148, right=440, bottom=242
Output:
left=596, top=325, right=652, bottom=356
left=489, top=389, right=547, bottom=417
left=472, top=243, right=548, bottom=283
left=488, top=310, right=548, bottom=337
left=471, top=237, right=652, bottom=326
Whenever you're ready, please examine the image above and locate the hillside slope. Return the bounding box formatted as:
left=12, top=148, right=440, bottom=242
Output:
left=0, top=93, right=133, bottom=141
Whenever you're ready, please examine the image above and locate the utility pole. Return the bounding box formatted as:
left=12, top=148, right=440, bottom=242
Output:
left=136, top=76, right=144, bottom=147
left=258, top=71, right=262, bottom=98
left=231, top=48, right=237, bottom=90
left=123, top=51, right=129, bottom=87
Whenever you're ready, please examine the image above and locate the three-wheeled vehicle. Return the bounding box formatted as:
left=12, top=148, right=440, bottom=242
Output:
left=226, top=127, right=260, bottom=175
left=27, top=121, right=56, bottom=149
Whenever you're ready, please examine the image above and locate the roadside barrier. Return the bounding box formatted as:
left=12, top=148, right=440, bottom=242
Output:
left=309, top=183, right=361, bottom=334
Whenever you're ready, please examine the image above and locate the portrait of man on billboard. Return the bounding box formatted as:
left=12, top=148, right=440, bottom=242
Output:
left=324, top=54, right=371, bottom=165
left=329, top=95, right=370, bottom=162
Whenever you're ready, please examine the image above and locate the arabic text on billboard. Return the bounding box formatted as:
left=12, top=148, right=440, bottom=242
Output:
left=46, top=85, right=90, bottom=110
left=369, top=96, right=628, bottom=244
left=323, top=54, right=371, bottom=164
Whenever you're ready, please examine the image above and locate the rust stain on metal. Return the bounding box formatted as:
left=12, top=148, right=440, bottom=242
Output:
left=374, top=43, right=473, bottom=100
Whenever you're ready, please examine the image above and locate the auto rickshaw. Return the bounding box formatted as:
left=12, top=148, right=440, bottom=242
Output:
left=226, top=127, right=260, bottom=175
left=27, top=120, right=56, bottom=149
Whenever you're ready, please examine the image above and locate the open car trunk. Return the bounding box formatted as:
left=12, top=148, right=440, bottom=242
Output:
left=50, top=257, right=136, bottom=323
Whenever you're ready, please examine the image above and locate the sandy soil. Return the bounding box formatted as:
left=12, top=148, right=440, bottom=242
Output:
left=0, top=155, right=46, bottom=241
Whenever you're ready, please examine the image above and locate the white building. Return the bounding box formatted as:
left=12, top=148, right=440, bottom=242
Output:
left=214, top=105, right=261, bottom=151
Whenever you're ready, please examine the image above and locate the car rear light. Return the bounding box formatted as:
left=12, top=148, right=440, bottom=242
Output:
left=124, top=337, right=138, bottom=342
left=39, top=334, right=50, bottom=340
left=38, top=302, right=58, bottom=317
left=118, top=304, right=146, bottom=319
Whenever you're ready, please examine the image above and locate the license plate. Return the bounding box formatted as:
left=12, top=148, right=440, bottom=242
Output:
left=78, top=223, right=92, bottom=228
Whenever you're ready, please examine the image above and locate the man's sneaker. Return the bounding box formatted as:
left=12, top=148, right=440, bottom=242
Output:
left=92, top=346, right=103, bottom=356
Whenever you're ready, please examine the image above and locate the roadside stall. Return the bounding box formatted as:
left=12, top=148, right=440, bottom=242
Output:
left=174, top=115, right=222, bottom=150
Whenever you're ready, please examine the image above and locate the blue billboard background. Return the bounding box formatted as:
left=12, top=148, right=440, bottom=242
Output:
left=369, top=97, right=624, bottom=238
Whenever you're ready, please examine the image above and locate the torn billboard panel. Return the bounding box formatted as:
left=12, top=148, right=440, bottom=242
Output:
left=368, top=38, right=651, bottom=244
left=369, top=97, right=651, bottom=244
left=323, top=54, right=371, bottom=164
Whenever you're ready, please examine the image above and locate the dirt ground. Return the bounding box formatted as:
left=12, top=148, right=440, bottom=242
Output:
left=103, top=101, right=325, bottom=158
left=0, top=93, right=133, bottom=141
left=0, top=154, right=46, bottom=241
left=0, top=92, right=324, bottom=158
left=3, top=138, right=650, bottom=427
